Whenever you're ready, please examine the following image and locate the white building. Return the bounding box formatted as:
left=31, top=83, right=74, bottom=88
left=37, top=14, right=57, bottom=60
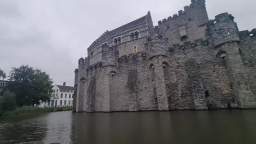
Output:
left=0, top=80, right=8, bottom=92
left=39, top=82, right=74, bottom=108
left=0, top=80, right=8, bottom=88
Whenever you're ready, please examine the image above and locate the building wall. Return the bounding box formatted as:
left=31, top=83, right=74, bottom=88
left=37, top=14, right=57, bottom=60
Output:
left=88, top=46, right=103, bottom=65
left=87, top=12, right=153, bottom=65
left=239, top=30, right=256, bottom=98
left=0, top=81, right=7, bottom=88
left=39, top=85, right=74, bottom=108
left=75, top=0, right=256, bottom=112
left=76, top=40, right=237, bottom=112
left=157, top=0, right=208, bottom=45
left=118, top=37, right=148, bottom=57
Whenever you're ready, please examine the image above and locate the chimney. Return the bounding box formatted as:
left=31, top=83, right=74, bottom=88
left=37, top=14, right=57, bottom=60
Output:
left=63, top=82, right=66, bottom=86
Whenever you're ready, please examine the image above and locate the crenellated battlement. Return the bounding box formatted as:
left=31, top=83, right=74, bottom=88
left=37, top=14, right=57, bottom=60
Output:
left=78, top=57, right=89, bottom=68
left=86, top=62, right=103, bottom=72
left=75, top=0, right=256, bottom=112
left=157, top=0, right=206, bottom=26
left=207, top=13, right=240, bottom=48
left=156, top=0, right=208, bottom=45
left=169, top=39, right=208, bottom=50
left=240, top=29, right=256, bottom=40
left=117, top=52, right=147, bottom=64
left=157, top=7, right=188, bottom=26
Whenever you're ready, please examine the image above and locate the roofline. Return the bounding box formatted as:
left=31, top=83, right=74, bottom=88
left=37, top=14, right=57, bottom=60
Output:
left=108, top=12, right=151, bottom=33
left=88, top=12, right=152, bottom=50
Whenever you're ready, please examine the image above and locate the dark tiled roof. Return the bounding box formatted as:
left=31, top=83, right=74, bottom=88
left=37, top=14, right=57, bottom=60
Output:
left=89, top=12, right=152, bottom=49
left=109, top=15, right=148, bottom=36
left=89, top=31, right=111, bottom=50
left=57, top=85, right=74, bottom=92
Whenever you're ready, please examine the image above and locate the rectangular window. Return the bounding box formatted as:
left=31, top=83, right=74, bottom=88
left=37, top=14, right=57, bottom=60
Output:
left=133, top=46, right=138, bottom=53
left=114, top=37, right=122, bottom=45
left=179, top=26, right=188, bottom=41
left=60, top=100, right=62, bottom=106
left=51, top=100, right=54, bottom=107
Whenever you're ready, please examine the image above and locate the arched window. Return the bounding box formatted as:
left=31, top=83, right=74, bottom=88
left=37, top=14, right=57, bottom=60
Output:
left=216, top=50, right=227, bottom=67
left=130, top=33, right=135, bottom=40
left=134, top=31, right=139, bottom=40
left=205, top=90, right=210, bottom=98
left=114, top=39, right=118, bottom=45
left=114, top=37, right=122, bottom=45
left=80, top=77, right=86, bottom=83
left=133, top=46, right=138, bottom=53
left=162, top=62, right=169, bottom=69
left=130, top=31, right=139, bottom=41
left=162, top=62, right=170, bottom=82
left=110, top=71, right=117, bottom=77
left=216, top=50, right=227, bottom=59
left=149, top=64, right=155, bottom=82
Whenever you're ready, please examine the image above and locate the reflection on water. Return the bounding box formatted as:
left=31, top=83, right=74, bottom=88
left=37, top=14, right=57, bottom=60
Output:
left=1, top=111, right=256, bottom=144
left=0, top=118, right=47, bottom=143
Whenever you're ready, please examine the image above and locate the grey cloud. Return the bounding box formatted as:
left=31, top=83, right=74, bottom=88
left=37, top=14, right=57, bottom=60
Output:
left=0, top=0, right=255, bottom=85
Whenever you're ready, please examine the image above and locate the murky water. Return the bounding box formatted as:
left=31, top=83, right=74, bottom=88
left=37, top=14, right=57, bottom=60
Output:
left=0, top=111, right=256, bottom=144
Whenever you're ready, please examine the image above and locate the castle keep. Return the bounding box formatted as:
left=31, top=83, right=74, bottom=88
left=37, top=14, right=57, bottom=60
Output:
left=74, top=0, right=256, bottom=112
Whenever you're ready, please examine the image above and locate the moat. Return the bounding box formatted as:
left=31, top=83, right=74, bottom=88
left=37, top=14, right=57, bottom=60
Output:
left=1, top=111, right=256, bottom=144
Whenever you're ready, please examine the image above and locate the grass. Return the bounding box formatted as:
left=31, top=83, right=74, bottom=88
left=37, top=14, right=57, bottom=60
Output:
left=0, top=106, right=72, bottom=122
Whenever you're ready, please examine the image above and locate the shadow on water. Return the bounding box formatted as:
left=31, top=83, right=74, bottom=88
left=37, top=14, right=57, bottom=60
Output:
left=71, top=110, right=256, bottom=144
left=1, top=110, right=256, bottom=144
left=0, top=115, right=48, bottom=143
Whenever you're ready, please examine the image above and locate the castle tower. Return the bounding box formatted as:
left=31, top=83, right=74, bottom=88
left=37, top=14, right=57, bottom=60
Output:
left=73, top=69, right=79, bottom=112
left=75, top=58, right=89, bottom=112
left=147, top=36, right=170, bottom=110
left=157, top=0, right=208, bottom=45
left=102, top=44, right=116, bottom=66
left=208, top=13, right=256, bottom=108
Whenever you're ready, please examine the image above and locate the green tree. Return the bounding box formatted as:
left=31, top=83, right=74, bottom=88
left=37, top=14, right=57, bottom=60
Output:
left=7, top=65, right=53, bottom=106
left=0, top=68, right=6, bottom=80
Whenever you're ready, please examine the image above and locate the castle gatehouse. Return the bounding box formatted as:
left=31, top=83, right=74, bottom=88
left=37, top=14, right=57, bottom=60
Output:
left=74, top=0, right=256, bottom=112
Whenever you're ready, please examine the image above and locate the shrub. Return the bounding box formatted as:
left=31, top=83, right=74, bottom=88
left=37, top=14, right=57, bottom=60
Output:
left=0, top=91, right=16, bottom=112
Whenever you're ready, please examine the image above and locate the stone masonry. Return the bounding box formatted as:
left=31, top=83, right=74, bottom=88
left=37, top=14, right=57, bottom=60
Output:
left=74, top=0, right=256, bottom=112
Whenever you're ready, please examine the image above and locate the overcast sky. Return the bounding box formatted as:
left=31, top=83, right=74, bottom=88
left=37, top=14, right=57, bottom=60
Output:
left=0, top=0, right=255, bottom=85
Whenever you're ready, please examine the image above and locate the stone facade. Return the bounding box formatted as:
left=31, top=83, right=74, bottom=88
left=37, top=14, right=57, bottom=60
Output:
left=74, top=0, right=256, bottom=112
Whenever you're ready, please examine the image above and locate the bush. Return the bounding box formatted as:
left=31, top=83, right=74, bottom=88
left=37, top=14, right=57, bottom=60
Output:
left=0, top=96, right=3, bottom=114
left=0, top=91, right=16, bottom=112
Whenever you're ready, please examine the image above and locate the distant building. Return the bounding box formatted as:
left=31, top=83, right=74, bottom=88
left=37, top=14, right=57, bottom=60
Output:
left=39, top=82, right=74, bottom=108
left=0, top=80, right=8, bottom=92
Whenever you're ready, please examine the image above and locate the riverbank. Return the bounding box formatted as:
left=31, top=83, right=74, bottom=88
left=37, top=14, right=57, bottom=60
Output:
left=0, top=106, right=72, bottom=122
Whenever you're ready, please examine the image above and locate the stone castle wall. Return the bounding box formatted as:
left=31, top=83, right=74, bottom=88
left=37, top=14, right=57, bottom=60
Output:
left=157, top=0, right=208, bottom=45
left=239, top=29, right=256, bottom=102
left=74, top=0, right=256, bottom=112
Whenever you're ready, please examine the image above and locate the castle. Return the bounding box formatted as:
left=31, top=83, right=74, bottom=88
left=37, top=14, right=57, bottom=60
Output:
left=74, top=0, right=256, bottom=112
